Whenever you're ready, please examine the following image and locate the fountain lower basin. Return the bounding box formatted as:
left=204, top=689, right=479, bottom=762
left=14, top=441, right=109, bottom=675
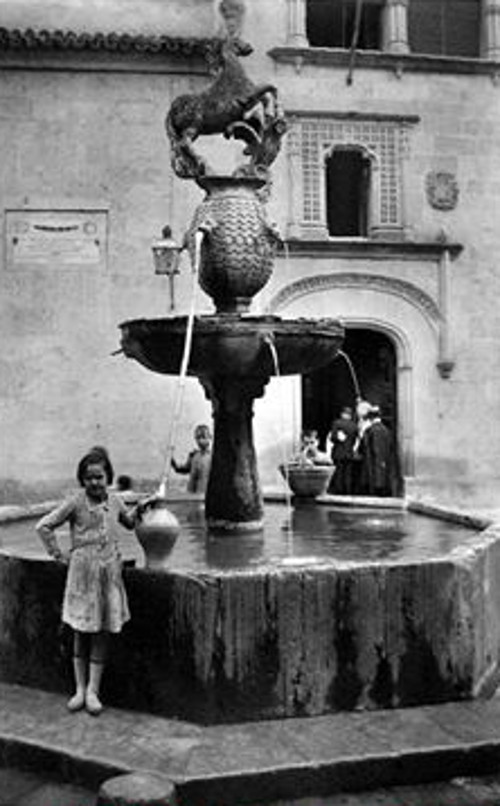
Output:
left=2, top=500, right=500, bottom=724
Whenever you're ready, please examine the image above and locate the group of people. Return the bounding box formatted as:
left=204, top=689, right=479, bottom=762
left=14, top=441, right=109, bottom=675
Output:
left=296, top=401, right=397, bottom=498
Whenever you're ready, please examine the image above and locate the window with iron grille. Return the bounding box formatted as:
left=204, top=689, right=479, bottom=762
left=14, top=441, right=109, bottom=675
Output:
left=408, top=0, right=481, bottom=57
left=306, top=0, right=385, bottom=49
left=286, top=115, right=414, bottom=240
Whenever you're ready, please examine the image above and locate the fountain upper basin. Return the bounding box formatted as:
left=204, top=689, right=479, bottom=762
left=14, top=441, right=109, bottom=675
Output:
left=119, top=315, right=344, bottom=377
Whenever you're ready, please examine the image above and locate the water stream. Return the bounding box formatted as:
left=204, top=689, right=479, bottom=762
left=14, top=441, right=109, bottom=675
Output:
left=263, top=332, right=294, bottom=552
left=337, top=348, right=362, bottom=400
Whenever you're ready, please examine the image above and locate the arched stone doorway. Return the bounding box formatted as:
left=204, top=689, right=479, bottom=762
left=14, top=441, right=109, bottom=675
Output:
left=302, top=328, right=403, bottom=494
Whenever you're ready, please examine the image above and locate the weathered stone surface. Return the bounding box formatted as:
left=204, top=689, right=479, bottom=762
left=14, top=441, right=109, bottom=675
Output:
left=1, top=525, right=500, bottom=722
left=97, top=773, right=177, bottom=806
left=6, top=679, right=500, bottom=804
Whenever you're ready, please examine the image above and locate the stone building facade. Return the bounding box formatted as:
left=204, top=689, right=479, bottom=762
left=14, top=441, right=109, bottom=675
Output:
left=1, top=0, right=500, bottom=506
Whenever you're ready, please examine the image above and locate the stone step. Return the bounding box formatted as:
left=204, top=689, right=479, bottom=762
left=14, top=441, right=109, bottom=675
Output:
left=3, top=683, right=500, bottom=806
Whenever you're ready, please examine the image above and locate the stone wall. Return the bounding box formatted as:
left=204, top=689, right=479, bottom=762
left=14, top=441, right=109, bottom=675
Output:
left=0, top=0, right=217, bottom=38
left=0, top=54, right=213, bottom=502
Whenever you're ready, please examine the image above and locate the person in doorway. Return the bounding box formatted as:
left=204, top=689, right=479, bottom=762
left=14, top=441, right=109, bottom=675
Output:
left=36, top=448, right=144, bottom=716
left=293, top=429, right=332, bottom=466
left=327, top=406, right=358, bottom=494
left=171, top=424, right=212, bottom=493
left=348, top=399, right=372, bottom=494
left=358, top=405, right=395, bottom=497
left=355, top=399, right=372, bottom=438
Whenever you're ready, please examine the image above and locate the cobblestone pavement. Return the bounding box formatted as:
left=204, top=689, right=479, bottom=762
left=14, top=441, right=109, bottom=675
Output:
left=0, top=768, right=96, bottom=806
left=249, top=776, right=500, bottom=805
left=7, top=768, right=500, bottom=806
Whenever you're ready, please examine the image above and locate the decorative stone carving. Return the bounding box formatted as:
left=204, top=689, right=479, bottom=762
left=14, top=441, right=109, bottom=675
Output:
left=436, top=359, right=455, bottom=379
left=426, top=171, right=459, bottom=211
left=286, top=0, right=309, bottom=47
left=268, top=272, right=442, bottom=328
left=219, top=0, right=246, bottom=38
left=482, top=0, right=500, bottom=60
left=287, top=115, right=415, bottom=238
left=382, top=0, right=410, bottom=54
left=187, top=176, right=281, bottom=313
left=165, top=35, right=285, bottom=180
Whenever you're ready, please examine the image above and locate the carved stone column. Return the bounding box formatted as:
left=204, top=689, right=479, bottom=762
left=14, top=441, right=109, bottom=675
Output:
left=436, top=245, right=455, bottom=379
left=286, top=0, right=309, bottom=47
left=200, top=374, right=269, bottom=532
left=482, top=0, right=500, bottom=59
left=382, top=0, right=410, bottom=54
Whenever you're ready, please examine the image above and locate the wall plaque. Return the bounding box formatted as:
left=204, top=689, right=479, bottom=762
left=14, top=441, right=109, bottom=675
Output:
left=5, top=210, right=107, bottom=269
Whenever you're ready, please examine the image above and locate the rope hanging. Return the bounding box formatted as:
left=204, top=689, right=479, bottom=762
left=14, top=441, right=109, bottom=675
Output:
left=347, top=0, right=364, bottom=85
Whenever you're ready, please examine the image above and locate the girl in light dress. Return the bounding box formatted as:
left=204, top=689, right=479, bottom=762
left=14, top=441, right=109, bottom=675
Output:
left=36, top=448, right=143, bottom=716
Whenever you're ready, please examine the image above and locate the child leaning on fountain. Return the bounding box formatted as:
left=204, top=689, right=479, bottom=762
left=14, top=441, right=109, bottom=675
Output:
left=36, top=447, right=146, bottom=716
left=291, top=429, right=333, bottom=467
left=170, top=424, right=212, bottom=493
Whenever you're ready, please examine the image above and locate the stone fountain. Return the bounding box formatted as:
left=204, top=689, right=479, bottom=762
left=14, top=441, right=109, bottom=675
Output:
left=111, top=5, right=500, bottom=722
left=1, top=2, right=500, bottom=728
left=119, top=16, right=344, bottom=533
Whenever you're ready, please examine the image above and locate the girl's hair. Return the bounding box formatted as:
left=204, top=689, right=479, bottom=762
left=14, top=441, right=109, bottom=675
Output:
left=77, top=449, right=114, bottom=486
left=90, top=445, right=111, bottom=462
left=194, top=424, right=211, bottom=439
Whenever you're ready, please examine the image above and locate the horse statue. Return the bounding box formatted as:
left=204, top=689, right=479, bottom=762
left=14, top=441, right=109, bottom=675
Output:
left=165, top=37, right=280, bottom=180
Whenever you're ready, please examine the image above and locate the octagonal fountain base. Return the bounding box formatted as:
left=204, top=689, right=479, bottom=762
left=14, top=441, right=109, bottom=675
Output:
left=1, top=503, right=500, bottom=723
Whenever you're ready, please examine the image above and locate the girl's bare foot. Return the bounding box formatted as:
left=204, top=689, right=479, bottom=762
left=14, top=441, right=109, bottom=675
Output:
left=85, top=688, right=103, bottom=716
left=67, top=690, right=85, bottom=712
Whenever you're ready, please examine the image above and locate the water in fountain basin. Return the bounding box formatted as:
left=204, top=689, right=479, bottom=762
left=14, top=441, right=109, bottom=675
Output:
left=1, top=501, right=480, bottom=571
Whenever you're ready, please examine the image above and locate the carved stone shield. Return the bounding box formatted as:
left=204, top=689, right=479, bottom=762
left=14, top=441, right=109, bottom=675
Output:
left=426, top=171, right=459, bottom=211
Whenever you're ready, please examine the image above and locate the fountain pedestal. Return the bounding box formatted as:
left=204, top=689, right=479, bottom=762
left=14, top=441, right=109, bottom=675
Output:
left=200, top=374, right=268, bottom=531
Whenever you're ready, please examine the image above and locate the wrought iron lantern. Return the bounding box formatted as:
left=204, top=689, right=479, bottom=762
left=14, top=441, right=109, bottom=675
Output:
left=152, top=225, right=182, bottom=310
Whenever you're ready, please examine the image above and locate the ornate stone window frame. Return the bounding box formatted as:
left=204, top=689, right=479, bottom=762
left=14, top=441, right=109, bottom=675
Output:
left=281, top=0, right=500, bottom=64
left=273, top=240, right=463, bottom=379
left=324, top=142, right=378, bottom=237
left=286, top=111, right=418, bottom=242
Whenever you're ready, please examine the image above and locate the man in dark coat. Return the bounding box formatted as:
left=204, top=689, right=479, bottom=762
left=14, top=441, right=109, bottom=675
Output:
left=360, top=406, right=394, bottom=497
left=328, top=406, right=358, bottom=495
